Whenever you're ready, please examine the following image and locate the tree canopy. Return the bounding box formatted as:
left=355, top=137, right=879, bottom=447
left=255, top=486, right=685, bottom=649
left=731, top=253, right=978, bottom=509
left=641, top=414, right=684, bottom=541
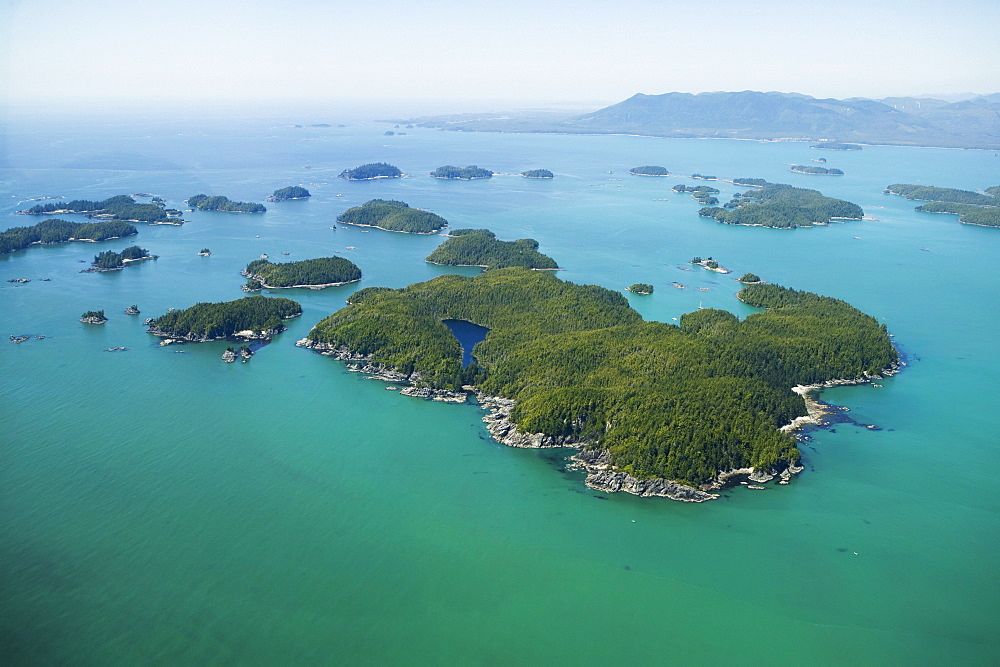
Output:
left=629, top=166, right=669, bottom=176
left=521, top=169, right=554, bottom=178
left=337, top=199, right=449, bottom=233
left=244, top=256, right=362, bottom=287
left=20, top=194, right=179, bottom=223
left=430, top=165, right=493, bottom=179
left=0, top=219, right=137, bottom=255
left=268, top=186, right=311, bottom=201
left=187, top=195, right=265, bottom=213
left=149, top=295, right=302, bottom=340
left=306, top=269, right=896, bottom=487
left=339, top=163, right=402, bottom=180
left=426, top=229, right=558, bottom=270
left=700, top=183, right=864, bottom=228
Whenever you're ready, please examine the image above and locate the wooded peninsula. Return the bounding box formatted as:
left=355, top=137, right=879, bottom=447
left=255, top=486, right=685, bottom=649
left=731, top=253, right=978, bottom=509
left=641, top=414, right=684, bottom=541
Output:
left=19, top=195, right=182, bottom=224
left=302, top=268, right=897, bottom=499
left=886, top=183, right=1000, bottom=227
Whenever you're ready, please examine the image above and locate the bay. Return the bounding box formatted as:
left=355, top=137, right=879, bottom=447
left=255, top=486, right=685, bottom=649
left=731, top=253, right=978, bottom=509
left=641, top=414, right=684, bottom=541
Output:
left=2, top=109, right=998, bottom=664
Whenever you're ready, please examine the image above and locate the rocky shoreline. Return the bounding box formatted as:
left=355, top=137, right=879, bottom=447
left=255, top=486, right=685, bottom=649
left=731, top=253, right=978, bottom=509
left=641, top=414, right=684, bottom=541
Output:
left=297, top=337, right=900, bottom=502
left=241, top=270, right=361, bottom=291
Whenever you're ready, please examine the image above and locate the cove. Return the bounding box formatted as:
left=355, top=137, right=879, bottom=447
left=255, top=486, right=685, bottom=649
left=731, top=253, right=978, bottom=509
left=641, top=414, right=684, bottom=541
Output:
left=442, top=318, right=489, bottom=366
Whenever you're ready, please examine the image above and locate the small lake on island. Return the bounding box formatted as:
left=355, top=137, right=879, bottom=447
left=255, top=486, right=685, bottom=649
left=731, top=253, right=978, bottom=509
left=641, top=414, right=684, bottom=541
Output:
left=442, top=318, right=490, bottom=366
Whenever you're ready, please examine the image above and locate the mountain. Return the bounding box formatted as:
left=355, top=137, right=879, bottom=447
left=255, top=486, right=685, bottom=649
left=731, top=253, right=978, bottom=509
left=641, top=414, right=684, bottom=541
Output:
left=401, top=91, right=1000, bottom=149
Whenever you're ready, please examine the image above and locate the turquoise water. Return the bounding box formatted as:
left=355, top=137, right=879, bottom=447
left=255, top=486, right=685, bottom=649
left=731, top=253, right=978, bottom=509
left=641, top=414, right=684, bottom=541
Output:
left=2, top=112, right=999, bottom=664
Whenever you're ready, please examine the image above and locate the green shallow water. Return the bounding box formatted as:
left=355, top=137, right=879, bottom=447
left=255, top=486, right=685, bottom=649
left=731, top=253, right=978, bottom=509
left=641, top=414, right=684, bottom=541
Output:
left=2, top=112, right=999, bottom=664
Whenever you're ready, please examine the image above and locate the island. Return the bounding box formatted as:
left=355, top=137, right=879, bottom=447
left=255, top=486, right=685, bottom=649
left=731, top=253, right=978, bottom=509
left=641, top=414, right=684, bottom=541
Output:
left=18, top=195, right=182, bottom=224
left=885, top=183, right=999, bottom=227
left=339, top=163, right=402, bottom=180
left=690, top=257, right=731, bottom=273
left=791, top=165, right=844, bottom=175
left=198, top=248, right=212, bottom=256
left=673, top=184, right=720, bottom=205
left=430, top=165, right=494, bottom=179
left=884, top=184, right=997, bottom=205
left=627, top=283, right=653, bottom=294
left=241, top=256, right=362, bottom=289
left=811, top=142, right=862, bottom=150
left=80, top=310, right=108, bottom=324
left=84, top=246, right=156, bottom=272
left=299, top=267, right=897, bottom=501
left=187, top=194, right=265, bottom=213
left=267, top=186, right=311, bottom=202
left=426, top=229, right=559, bottom=270
left=691, top=173, right=717, bottom=180
left=732, top=177, right=769, bottom=187
left=0, top=219, right=137, bottom=255
left=738, top=272, right=763, bottom=283
left=146, top=295, right=302, bottom=343
left=125, top=305, right=140, bottom=315
left=629, top=166, right=669, bottom=176
left=521, top=169, right=554, bottom=179
left=699, top=182, right=864, bottom=228
left=336, top=199, right=449, bottom=234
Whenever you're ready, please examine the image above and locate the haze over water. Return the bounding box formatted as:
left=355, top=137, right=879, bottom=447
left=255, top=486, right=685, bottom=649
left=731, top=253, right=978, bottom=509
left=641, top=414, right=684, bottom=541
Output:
left=2, top=112, right=999, bottom=664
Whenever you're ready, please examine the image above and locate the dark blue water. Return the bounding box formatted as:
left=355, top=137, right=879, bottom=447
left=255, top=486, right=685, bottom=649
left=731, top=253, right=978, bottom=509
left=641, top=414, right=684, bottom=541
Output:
left=442, top=318, right=490, bottom=366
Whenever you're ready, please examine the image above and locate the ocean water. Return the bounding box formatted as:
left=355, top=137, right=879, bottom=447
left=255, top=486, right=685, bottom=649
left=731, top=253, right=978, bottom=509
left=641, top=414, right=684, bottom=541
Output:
left=2, top=110, right=999, bottom=664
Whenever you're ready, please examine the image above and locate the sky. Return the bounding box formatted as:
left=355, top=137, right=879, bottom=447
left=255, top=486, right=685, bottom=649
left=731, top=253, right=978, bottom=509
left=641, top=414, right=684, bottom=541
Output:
left=3, top=0, right=1000, bottom=114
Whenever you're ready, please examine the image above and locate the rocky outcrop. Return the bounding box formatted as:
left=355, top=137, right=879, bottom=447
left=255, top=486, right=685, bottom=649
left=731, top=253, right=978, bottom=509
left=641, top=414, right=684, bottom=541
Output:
left=399, top=387, right=467, bottom=403
left=570, top=450, right=718, bottom=502
left=222, top=348, right=237, bottom=363
left=478, top=395, right=587, bottom=448
left=146, top=325, right=285, bottom=343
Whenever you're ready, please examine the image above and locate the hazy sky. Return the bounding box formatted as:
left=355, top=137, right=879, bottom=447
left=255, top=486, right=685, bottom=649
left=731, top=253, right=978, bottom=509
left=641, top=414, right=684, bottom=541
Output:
left=3, top=0, right=999, bottom=112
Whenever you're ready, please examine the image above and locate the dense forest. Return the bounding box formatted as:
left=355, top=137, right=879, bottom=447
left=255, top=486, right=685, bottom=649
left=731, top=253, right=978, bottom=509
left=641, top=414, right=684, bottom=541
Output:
left=305, top=268, right=896, bottom=487
left=20, top=195, right=178, bottom=223
left=426, top=229, right=559, bottom=270
left=521, top=169, right=554, bottom=178
left=243, top=256, right=362, bottom=287
left=0, top=219, right=137, bottom=255
left=885, top=183, right=999, bottom=227
left=791, top=165, right=844, bottom=175
left=339, top=163, right=402, bottom=180
left=187, top=194, right=266, bottom=213
left=812, top=142, right=862, bottom=150
left=629, top=166, right=669, bottom=176
left=699, top=183, right=864, bottom=228
left=914, top=202, right=1000, bottom=227
left=430, top=165, right=493, bottom=179
left=336, top=199, right=449, bottom=233
left=885, top=184, right=998, bottom=206
left=148, top=295, right=302, bottom=341
left=267, top=186, right=311, bottom=201
left=732, top=177, right=769, bottom=186
left=627, top=283, right=653, bottom=294
left=90, top=245, right=153, bottom=271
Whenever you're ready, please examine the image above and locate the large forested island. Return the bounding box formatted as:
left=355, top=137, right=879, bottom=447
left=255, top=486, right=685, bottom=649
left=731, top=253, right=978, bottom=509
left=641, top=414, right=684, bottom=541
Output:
left=886, top=183, right=1000, bottom=227
left=187, top=194, right=266, bottom=213
left=629, top=166, right=669, bottom=176
left=426, top=229, right=559, bottom=270
left=242, top=256, right=362, bottom=289
left=430, top=165, right=493, bottom=179
left=267, top=186, right=311, bottom=202
left=301, top=268, right=897, bottom=500
left=699, top=182, right=864, bottom=228
left=521, top=169, right=554, bottom=179
left=336, top=199, right=449, bottom=234
left=339, top=163, right=402, bottom=180
left=147, top=295, right=302, bottom=342
left=0, top=219, right=137, bottom=255
left=19, top=195, right=182, bottom=224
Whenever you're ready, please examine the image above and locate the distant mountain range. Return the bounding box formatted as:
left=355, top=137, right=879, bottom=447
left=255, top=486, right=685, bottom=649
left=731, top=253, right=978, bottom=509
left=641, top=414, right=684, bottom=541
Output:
left=399, top=91, right=1000, bottom=149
